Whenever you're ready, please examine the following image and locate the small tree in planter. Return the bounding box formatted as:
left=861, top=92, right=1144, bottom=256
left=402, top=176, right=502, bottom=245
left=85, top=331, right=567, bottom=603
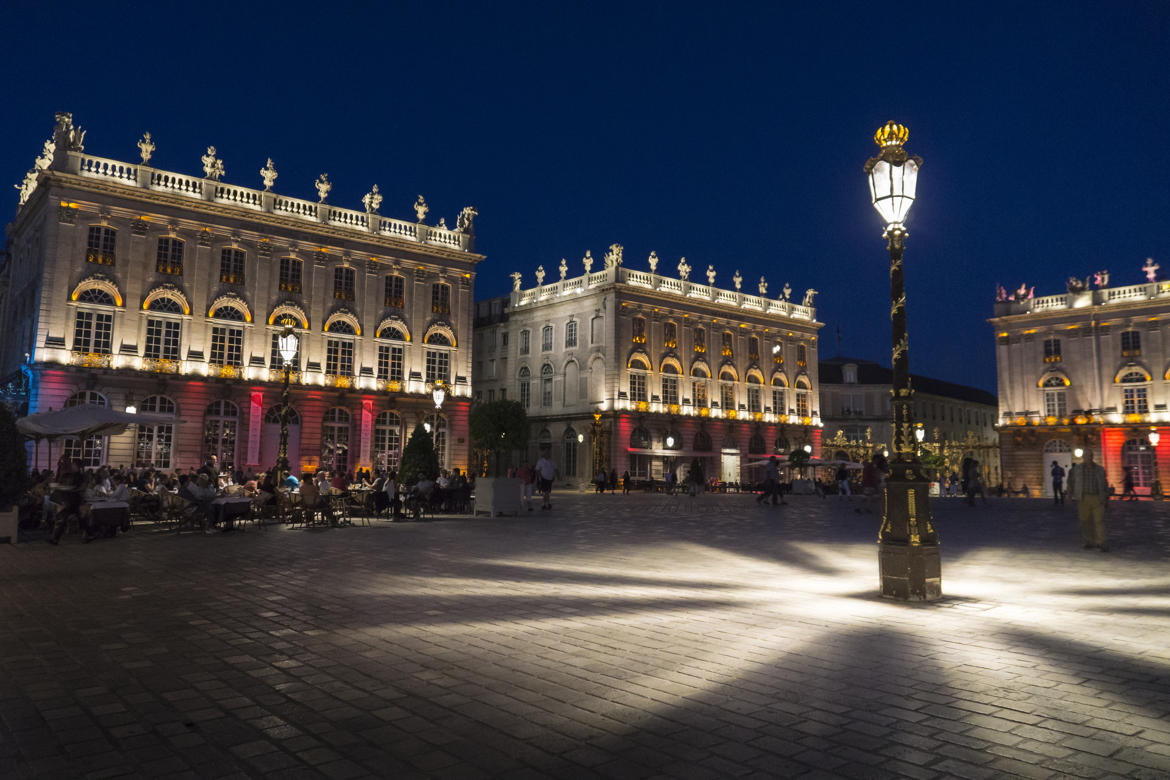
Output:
left=787, top=446, right=811, bottom=480
left=469, top=399, right=529, bottom=477
left=398, top=423, right=439, bottom=487
left=0, top=405, right=28, bottom=542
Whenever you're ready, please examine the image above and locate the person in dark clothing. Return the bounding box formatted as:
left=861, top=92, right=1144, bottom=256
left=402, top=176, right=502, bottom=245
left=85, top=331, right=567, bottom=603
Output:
left=608, top=469, right=618, bottom=494
left=622, top=470, right=631, bottom=494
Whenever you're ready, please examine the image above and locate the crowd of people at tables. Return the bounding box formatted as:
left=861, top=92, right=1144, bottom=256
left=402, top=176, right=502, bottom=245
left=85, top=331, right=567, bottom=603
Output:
left=19, top=453, right=476, bottom=542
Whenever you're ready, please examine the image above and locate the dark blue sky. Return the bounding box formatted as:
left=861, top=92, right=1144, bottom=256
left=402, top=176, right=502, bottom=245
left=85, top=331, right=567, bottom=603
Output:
left=4, top=1, right=1168, bottom=393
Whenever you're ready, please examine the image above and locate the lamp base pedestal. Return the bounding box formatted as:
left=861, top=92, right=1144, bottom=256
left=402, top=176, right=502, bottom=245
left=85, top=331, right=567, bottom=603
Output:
left=879, top=542, right=941, bottom=601
left=878, top=469, right=941, bottom=601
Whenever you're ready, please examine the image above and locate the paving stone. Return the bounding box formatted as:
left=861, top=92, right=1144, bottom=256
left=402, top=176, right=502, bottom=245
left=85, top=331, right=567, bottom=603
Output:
left=2, top=494, right=1169, bottom=777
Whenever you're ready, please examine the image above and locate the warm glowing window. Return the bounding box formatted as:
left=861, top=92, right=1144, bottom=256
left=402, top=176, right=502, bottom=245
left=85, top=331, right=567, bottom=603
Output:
left=219, top=248, right=245, bottom=285
left=156, top=237, right=184, bottom=275
left=280, top=257, right=302, bottom=293
left=86, top=226, right=116, bottom=265
left=431, top=283, right=451, bottom=315
left=384, top=275, right=405, bottom=308
left=693, top=327, right=706, bottom=354
left=721, top=332, right=733, bottom=358
left=632, top=317, right=646, bottom=344
left=1043, top=337, right=1061, bottom=363
left=797, top=343, right=807, bottom=367
left=333, top=266, right=356, bottom=301
left=1121, top=330, right=1141, bottom=358
left=663, top=322, right=678, bottom=350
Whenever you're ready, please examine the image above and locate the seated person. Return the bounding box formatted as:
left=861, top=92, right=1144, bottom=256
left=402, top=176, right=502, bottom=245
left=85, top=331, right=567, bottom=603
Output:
left=183, top=473, right=218, bottom=529
left=282, top=471, right=301, bottom=490
left=315, top=470, right=333, bottom=496
left=108, top=475, right=131, bottom=502
left=331, top=470, right=349, bottom=491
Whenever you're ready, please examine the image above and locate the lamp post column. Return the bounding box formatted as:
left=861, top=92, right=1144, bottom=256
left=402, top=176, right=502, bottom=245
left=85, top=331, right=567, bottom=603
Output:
left=276, top=363, right=291, bottom=476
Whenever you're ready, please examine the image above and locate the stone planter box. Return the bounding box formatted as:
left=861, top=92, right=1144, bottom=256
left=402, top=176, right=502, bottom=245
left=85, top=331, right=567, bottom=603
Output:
left=473, top=477, right=523, bottom=517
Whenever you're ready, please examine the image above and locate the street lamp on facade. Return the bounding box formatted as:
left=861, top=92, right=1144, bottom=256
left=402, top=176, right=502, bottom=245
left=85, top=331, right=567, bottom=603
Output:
left=275, top=326, right=299, bottom=478
left=1149, top=427, right=1161, bottom=499
left=865, top=121, right=940, bottom=601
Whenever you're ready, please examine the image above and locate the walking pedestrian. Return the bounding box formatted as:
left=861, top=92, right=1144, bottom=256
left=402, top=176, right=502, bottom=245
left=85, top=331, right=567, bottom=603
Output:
left=1050, top=460, right=1066, bottom=505
left=595, top=468, right=607, bottom=494
left=608, top=468, right=618, bottom=494
left=1068, top=449, right=1109, bottom=551
left=756, top=456, right=784, bottom=506
left=1122, top=466, right=1138, bottom=501
left=535, top=451, right=557, bottom=510
left=836, top=464, right=851, bottom=498
left=621, top=470, right=631, bottom=495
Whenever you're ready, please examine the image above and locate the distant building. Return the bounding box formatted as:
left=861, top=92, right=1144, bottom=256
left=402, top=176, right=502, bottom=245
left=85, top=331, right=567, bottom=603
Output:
left=473, top=248, right=824, bottom=486
left=990, top=272, right=1170, bottom=495
left=2, top=113, right=482, bottom=475
left=818, top=356, right=999, bottom=486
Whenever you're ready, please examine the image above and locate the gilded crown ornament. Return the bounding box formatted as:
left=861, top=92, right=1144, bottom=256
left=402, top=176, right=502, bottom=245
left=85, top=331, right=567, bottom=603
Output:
left=874, top=121, right=909, bottom=148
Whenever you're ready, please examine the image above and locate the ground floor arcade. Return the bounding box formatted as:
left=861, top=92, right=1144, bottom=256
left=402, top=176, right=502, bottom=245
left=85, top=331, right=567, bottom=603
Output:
left=999, top=424, right=1169, bottom=497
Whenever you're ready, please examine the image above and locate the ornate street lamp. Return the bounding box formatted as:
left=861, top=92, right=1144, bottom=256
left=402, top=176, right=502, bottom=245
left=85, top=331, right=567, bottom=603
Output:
left=865, top=121, right=940, bottom=601
left=275, top=326, right=298, bottom=478
left=1149, top=427, right=1161, bottom=499
left=431, top=381, right=447, bottom=410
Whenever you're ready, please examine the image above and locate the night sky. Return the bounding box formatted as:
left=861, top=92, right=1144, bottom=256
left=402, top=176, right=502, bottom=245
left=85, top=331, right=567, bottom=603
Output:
left=3, top=1, right=1168, bottom=393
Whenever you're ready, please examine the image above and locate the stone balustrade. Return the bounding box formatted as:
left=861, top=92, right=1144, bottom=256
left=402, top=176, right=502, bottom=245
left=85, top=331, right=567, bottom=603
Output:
left=66, top=150, right=474, bottom=252
left=995, top=281, right=1170, bottom=315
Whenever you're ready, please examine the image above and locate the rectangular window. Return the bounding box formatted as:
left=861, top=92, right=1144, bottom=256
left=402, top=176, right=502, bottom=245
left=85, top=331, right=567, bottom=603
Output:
left=86, top=226, right=116, bottom=265
left=796, top=390, right=810, bottom=417
left=662, top=376, right=679, bottom=405
left=426, top=349, right=450, bottom=383
left=520, top=379, right=531, bottom=409
left=772, top=388, right=785, bottom=414
left=326, top=338, right=354, bottom=376
left=797, top=343, right=807, bottom=367
left=220, top=248, right=245, bottom=285
left=144, top=318, right=181, bottom=360
left=1121, top=330, right=1141, bottom=358
left=486, top=330, right=497, bottom=351
left=73, top=311, right=113, bottom=354
left=377, top=344, right=404, bottom=380
left=721, top=383, right=735, bottom=410
left=384, top=275, right=404, bottom=308
left=747, top=386, right=761, bottom=413
left=632, top=318, right=646, bottom=344
left=694, top=328, right=706, bottom=354
left=630, top=373, right=647, bottom=403
left=431, top=283, right=451, bottom=315
left=269, top=332, right=301, bottom=368
left=694, top=381, right=708, bottom=407
left=210, top=326, right=243, bottom=366
left=542, top=374, right=553, bottom=407
left=279, top=257, right=302, bottom=293
left=591, top=316, right=603, bottom=345
left=501, top=331, right=509, bottom=348
left=721, top=332, right=733, bottom=358
left=135, top=424, right=173, bottom=469
left=749, top=337, right=760, bottom=362
left=664, top=322, right=677, bottom=350
left=542, top=326, right=553, bottom=351
left=520, top=330, right=531, bottom=355
left=1123, top=386, right=1149, bottom=414
left=489, top=359, right=497, bottom=378
left=565, top=321, right=578, bottom=348
left=156, top=237, right=184, bottom=275
left=1044, top=337, right=1062, bottom=363
left=333, top=267, right=355, bottom=301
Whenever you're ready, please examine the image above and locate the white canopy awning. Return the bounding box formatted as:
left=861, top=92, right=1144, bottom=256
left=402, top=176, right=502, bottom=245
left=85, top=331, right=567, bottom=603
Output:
left=17, top=406, right=172, bottom=440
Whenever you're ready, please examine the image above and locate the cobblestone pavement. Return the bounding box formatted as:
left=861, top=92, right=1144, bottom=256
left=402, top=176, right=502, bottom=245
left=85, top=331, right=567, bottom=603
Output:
left=2, top=492, right=1170, bottom=779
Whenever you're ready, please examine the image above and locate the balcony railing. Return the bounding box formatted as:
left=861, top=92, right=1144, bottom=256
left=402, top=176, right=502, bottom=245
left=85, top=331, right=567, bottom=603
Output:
left=267, top=368, right=302, bottom=384
left=70, top=351, right=112, bottom=368
left=210, top=363, right=243, bottom=379
left=142, top=357, right=180, bottom=374
left=326, top=374, right=355, bottom=389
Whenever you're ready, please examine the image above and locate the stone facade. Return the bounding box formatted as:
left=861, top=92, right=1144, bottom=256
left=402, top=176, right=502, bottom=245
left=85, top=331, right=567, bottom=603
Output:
left=990, top=275, right=1170, bottom=496
left=818, top=356, right=999, bottom=486
left=473, top=250, right=823, bottom=486
left=2, top=114, right=482, bottom=476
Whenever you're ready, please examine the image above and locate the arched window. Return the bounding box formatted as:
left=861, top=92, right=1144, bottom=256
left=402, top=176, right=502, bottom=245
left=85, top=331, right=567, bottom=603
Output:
left=746, top=373, right=763, bottom=413
left=203, top=400, right=239, bottom=468
left=268, top=314, right=303, bottom=369
left=541, top=325, right=554, bottom=351
left=1042, top=374, right=1068, bottom=417
left=135, top=396, right=176, bottom=469
left=147, top=296, right=184, bottom=314
left=326, top=319, right=356, bottom=335
left=519, top=366, right=532, bottom=409
left=563, top=428, right=579, bottom=477
left=795, top=376, right=812, bottom=418
left=321, top=407, right=351, bottom=474
left=774, top=435, right=790, bottom=454
left=145, top=296, right=184, bottom=361
left=694, top=428, right=713, bottom=452
left=426, top=413, right=448, bottom=469
left=77, top=288, right=116, bottom=305
left=263, top=405, right=301, bottom=425
left=1120, top=370, right=1149, bottom=414
left=691, top=363, right=709, bottom=407
left=210, top=304, right=246, bottom=322
left=1122, top=438, right=1154, bottom=488
left=661, top=362, right=680, bottom=405
left=630, top=426, right=651, bottom=449
left=209, top=306, right=245, bottom=367
left=629, top=355, right=649, bottom=403
left=719, top=369, right=737, bottom=411
left=541, top=363, right=554, bottom=407
left=63, top=391, right=108, bottom=467
left=748, top=429, right=766, bottom=454
left=373, top=411, right=402, bottom=472
left=72, top=296, right=115, bottom=356
left=771, top=373, right=788, bottom=415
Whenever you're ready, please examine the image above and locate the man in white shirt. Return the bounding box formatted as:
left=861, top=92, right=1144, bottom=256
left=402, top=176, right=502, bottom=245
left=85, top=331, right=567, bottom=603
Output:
left=535, top=453, right=557, bottom=510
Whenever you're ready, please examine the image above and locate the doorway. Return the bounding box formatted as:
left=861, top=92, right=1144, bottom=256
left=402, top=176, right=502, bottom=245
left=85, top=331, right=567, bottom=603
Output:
left=1042, top=439, right=1072, bottom=498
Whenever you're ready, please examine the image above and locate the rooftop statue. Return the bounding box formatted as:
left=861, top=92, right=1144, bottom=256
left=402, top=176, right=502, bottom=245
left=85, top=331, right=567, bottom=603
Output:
left=53, top=112, right=85, bottom=152
left=706, top=265, right=716, bottom=285
left=733, top=270, right=742, bottom=291
left=535, top=265, right=546, bottom=285
left=758, top=276, right=767, bottom=296
left=677, top=257, right=690, bottom=281
left=996, top=284, right=1008, bottom=301
left=361, top=184, right=382, bottom=213
left=648, top=251, right=659, bottom=273
left=260, top=158, right=278, bottom=191
left=201, top=146, right=224, bottom=180
left=1143, top=257, right=1160, bottom=283
left=137, top=133, right=154, bottom=164
left=604, top=243, right=623, bottom=268
left=34, top=140, right=53, bottom=171
left=802, top=288, right=818, bottom=307
left=315, top=173, right=332, bottom=202
left=438, top=217, right=447, bottom=229
left=582, top=250, right=594, bottom=274
left=414, top=194, right=429, bottom=222
left=15, top=169, right=37, bottom=206
left=1066, top=277, right=1089, bottom=294
left=782, top=282, right=792, bottom=301
left=1094, top=270, right=1110, bottom=288
left=511, top=272, right=522, bottom=291
left=559, top=257, right=568, bottom=280
left=456, top=206, right=478, bottom=234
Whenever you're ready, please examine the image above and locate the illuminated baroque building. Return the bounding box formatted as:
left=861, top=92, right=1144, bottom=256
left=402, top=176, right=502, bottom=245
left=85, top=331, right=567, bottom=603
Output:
left=818, top=356, right=999, bottom=486
left=473, top=247, right=823, bottom=485
left=1, top=114, right=482, bottom=475
left=990, top=267, right=1170, bottom=496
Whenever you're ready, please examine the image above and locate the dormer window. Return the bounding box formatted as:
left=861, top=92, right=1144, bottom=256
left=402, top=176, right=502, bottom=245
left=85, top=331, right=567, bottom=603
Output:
left=843, top=365, right=857, bottom=384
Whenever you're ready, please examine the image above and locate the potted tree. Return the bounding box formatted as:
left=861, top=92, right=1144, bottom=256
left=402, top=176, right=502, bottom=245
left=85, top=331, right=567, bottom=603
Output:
left=398, top=423, right=440, bottom=520
left=0, top=405, right=29, bottom=543
left=788, top=446, right=814, bottom=495
left=469, top=399, right=528, bottom=517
